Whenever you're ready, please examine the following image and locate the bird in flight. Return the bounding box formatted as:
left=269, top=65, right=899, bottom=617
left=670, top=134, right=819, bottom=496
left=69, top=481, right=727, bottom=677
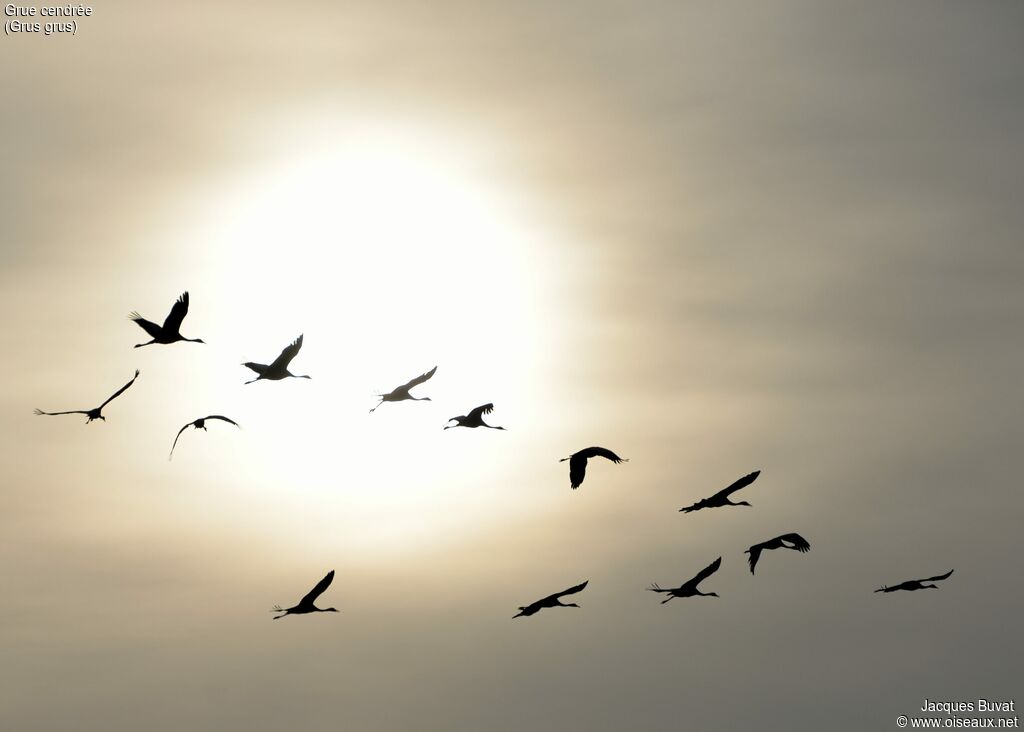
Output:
left=129, top=292, right=205, bottom=348
left=169, top=415, right=240, bottom=460
left=369, top=366, right=437, bottom=413
left=648, top=557, right=722, bottom=603
left=444, top=403, right=505, bottom=431
left=559, top=446, right=628, bottom=490
left=679, top=470, right=760, bottom=513
left=745, top=533, right=810, bottom=574
left=34, top=370, right=140, bottom=424
left=243, top=335, right=311, bottom=384
left=513, top=580, right=589, bottom=618
left=272, top=570, right=339, bottom=619
left=875, top=569, right=954, bottom=594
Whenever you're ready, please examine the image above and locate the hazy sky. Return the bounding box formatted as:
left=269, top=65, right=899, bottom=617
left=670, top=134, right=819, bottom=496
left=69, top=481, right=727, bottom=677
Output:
left=2, top=2, right=1023, bottom=730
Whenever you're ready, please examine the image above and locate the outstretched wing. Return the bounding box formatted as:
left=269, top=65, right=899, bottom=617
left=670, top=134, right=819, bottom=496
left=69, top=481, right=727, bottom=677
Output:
left=746, top=544, right=764, bottom=574
left=129, top=312, right=163, bottom=338
left=168, top=423, right=192, bottom=460
left=920, top=569, right=954, bottom=583
left=579, top=446, right=627, bottom=464
left=683, top=557, right=722, bottom=589
left=270, top=335, right=303, bottom=370
left=34, top=408, right=88, bottom=417
left=551, top=580, right=588, bottom=600
left=568, top=453, right=587, bottom=489
left=535, top=580, right=589, bottom=605
left=300, top=570, right=335, bottom=605
left=780, top=533, right=811, bottom=552
left=100, top=370, right=141, bottom=409
left=711, top=470, right=760, bottom=500
left=204, top=415, right=240, bottom=428
left=467, top=403, right=494, bottom=420
left=400, top=366, right=437, bottom=391
left=162, top=292, right=189, bottom=332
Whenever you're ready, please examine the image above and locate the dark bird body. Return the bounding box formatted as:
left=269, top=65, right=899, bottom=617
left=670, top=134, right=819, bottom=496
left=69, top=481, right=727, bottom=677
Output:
left=243, top=335, right=310, bottom=384
left=649, top=557, right=722, bottom=603
left=169, top=415, right=240, bottom=460
left=875, top=569, right=954, bottom=593
left=513, top=580, right=589, bottom=618
left=445, top=403, right=505, bottom=430
left=746, top=533, right=811, bottom=574
left=272, top=570, right=339, bottom=619
left=370, top=366, right=436, bottom=413
left=560, top=446, right=628, bottom=489
left=130, top=292, right=204, bottom=347
left=34, top=370, right=140, bottom=424
left=680, top=470, right=760, bottom=513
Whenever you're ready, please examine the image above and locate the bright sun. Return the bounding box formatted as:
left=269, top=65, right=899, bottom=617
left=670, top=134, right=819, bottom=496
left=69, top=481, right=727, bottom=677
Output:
left=166, top=123, right=562, bottom=556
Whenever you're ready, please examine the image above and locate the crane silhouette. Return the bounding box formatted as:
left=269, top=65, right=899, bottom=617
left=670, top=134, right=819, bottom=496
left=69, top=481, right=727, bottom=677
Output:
left=560, top=446, right=628, bottom=489
left=648, top=557, right=722, bottom=603
left=875, top=569, right=954, bottom=593
left=34, top=370, right=140, bottom=424
left=369, top=366, right=436, bottom=413
left=169, top=415, right=240, bottom=460
left=243, top=335, right=311, bottom=384
left=129, top=292, right=205, bottom=347
left=513, top=580, right=589, bottom=618
left=680, top=470, right=760, bottom=513
left=272, top=570, right=339, bottom=619
left=745, top=533, right=810, bottom=574
left=444, top=403, right=505, bottom=431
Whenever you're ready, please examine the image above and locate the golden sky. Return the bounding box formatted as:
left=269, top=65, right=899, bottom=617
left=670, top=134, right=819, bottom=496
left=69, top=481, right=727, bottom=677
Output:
left=2, top=2, right=1023, bottom=730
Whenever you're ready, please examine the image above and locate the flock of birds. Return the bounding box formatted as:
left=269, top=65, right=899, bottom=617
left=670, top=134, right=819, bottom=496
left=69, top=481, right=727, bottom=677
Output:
left=34, top=291, right=955, bottom=619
